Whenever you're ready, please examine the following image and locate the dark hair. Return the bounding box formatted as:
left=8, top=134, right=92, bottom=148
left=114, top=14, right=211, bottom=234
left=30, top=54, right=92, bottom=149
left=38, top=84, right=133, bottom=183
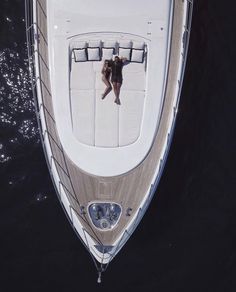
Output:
left=106, top=59, right=112, bottom=64
left=105, top=59, right=112, bottom=67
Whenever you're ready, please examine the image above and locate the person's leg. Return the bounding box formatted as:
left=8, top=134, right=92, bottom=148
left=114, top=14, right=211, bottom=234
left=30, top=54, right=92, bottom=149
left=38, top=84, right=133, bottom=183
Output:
left=113, top=82, right=122, bottom=104
left=112, top=82, right=118, bottom=100
left=114, top=82, right=122, bottom=105
left=102, top=77, right=112, bottom=99
left=113, top=80, right=122, bottom=105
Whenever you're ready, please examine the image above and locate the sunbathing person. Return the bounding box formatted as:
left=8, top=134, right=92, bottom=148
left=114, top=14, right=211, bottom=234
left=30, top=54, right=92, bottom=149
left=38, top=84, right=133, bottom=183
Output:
left=101, top=60, right=112, bottom=99
left=111, top=56, right=127, bottom=105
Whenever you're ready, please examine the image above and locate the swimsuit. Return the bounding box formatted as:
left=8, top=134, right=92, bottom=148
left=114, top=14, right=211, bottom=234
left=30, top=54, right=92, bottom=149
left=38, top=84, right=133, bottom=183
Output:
left=111, top=60, right=123, bottom=84
left=104, top=69, right=111, bottom=79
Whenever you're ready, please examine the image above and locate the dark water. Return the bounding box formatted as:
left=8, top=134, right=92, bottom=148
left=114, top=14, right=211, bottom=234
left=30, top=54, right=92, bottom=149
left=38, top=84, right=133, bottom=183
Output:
left=0, top=0, right=236, bottom=291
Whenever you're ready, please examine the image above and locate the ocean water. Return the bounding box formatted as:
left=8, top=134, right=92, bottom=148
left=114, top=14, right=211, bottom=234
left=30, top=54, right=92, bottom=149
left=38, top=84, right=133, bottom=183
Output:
left=0, top=0, right=236, bottom=291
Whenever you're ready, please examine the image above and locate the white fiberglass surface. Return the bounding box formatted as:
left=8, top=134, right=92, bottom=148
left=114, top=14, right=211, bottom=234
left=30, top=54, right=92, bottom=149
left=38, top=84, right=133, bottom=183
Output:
left=47, top=1, right=173, bottom=176
left=54, top=0, right=170, bottom=19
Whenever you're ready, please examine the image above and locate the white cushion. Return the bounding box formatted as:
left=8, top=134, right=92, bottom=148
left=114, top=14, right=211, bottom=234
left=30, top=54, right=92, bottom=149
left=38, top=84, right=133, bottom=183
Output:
left=131, top=49, right=144, bottom=63
left=95, top=90, right=119, bottom=147
left=73, top=48, right=87, bottom=62
left=119, top=40, right=132, bottom=48
left=132, top=41, right=145, bottom=50
left=89, top=40, right=101, bottom=48
left=102, top=48, right=114, bottom=60
left=122, top=70, right=146, bottom=91
left=119, top=91, right=145, bottom=146
left=118, top=48, right=131, bottom=61
left=103, top=40, right=117, bottom=48
left=123, top=61, right=145, bottom=73
left=95, top=72, right=105, bottom=90
left=70, top=62, right=95, bottom=90
left=71, top=90, right=95, bottom=146
left=87, top=47, right=101, bottom=61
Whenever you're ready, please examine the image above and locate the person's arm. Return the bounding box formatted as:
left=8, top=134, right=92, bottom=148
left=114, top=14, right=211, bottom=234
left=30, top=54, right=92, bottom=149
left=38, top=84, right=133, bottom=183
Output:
left=120, top=57, right=127, bottom=63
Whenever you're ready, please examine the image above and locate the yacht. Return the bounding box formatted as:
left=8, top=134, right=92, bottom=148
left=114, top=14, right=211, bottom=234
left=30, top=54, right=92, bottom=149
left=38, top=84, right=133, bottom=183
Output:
left=25, top=0, right=193, bottom=282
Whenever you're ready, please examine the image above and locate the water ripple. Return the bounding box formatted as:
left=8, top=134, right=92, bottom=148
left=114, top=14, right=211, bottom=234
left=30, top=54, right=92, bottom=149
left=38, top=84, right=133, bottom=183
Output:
left=0, top=48, right=38, bottom=143
left=0, top=143, right=11, bottom=164
left=18, top=119, right=38, bottom=140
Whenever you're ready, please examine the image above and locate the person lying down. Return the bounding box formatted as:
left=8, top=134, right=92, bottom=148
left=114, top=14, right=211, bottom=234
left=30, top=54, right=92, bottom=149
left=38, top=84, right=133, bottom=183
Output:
left=101, top=56, right=127, bottom=105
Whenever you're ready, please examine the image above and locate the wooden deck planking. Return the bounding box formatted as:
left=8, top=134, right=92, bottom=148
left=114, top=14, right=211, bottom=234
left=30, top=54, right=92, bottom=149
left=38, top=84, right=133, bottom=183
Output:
left=35, top=0, right=185, bottom=245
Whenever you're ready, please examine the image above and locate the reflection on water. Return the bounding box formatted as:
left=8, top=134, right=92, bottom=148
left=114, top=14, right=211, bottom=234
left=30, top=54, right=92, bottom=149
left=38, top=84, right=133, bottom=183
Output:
left=35, top=192, right=48, bottom=202
left=0, top=24, right=45, bottom=206
left=0, top=47, right=39, bottom=166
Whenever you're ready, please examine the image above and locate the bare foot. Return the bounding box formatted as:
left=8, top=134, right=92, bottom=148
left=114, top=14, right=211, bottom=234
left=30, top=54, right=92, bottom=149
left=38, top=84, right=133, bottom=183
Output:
left=114, top=99, right=121, bottom=105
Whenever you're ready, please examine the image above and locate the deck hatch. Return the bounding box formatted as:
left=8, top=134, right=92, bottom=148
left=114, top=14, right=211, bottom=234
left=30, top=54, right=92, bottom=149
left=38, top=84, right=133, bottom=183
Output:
left=88, top=202, right=121, bottom=231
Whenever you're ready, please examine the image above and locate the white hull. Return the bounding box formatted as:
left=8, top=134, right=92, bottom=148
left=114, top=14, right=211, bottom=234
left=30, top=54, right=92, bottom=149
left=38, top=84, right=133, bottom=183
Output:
left=26, top=0, right=193, bottom=271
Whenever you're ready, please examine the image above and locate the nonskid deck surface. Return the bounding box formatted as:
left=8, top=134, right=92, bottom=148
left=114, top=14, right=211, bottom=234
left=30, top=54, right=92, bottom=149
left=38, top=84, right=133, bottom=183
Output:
left=32, top=0, right=190, bottom=263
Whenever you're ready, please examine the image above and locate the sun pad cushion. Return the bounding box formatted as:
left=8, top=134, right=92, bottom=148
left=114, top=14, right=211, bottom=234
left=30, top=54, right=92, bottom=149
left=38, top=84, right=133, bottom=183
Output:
left=119, top=90, right=145, bottom=146
left=73, top=48, right=87, bottom=62
left=131, top=49, right=145, bottom=63
left=87, top=47, right=101, bottom=61
left=71, top=89, right=95, bottom=145
left=102, top=48, right=114, bottom=60
left=118, top=48, right=131, bottom=61
left=95, top=90, right=119, bottom=147
left=70, top=62, right=95, bottom=90
left=70, top=44, right=146, bottom=147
